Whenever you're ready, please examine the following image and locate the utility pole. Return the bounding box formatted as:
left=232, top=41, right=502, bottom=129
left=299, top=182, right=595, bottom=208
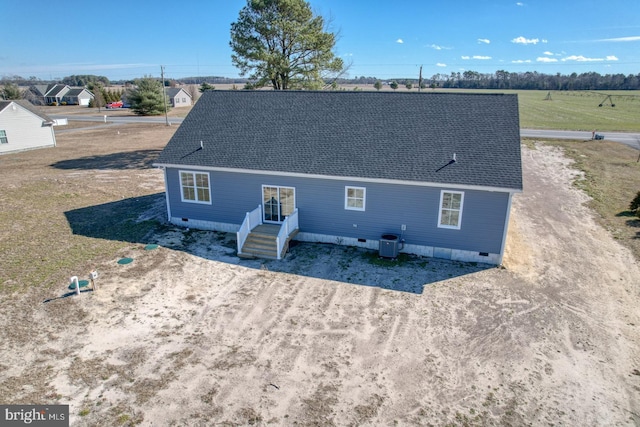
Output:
left=418, top=65, right=423, bottom=93
left=161, top=65, right=169, bottom=126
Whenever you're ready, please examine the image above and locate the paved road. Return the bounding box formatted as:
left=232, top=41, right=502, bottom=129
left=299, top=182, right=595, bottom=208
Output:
left=51, top=114, right=640, bottom=150
left=51, top=114, right=180, bottom=125
left=520, top=129, right=640, bottom=149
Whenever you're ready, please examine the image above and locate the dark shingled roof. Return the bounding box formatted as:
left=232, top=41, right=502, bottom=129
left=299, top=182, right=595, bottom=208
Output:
left=155, top=91, right=522, bottom=191
left=65, top=88, right=90, bottom=97
left=165, top=88, right=191, bottom=99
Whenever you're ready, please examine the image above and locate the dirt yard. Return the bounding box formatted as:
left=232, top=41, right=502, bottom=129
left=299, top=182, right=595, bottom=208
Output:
left=0, top=121, right=639, bottom=426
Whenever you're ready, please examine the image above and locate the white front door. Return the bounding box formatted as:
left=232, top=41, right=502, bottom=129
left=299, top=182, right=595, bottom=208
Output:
left=262, top=185, right=295, bottom=223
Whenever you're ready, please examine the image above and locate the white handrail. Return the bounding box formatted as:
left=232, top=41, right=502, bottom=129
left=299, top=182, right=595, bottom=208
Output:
left=276, top=208, right=299, bottom=259
left=237, top=205, right=262, bottom=255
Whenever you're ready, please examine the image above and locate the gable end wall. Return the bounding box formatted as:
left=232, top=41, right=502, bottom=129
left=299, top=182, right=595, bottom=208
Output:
left=0, top=105, right=56, bottom=154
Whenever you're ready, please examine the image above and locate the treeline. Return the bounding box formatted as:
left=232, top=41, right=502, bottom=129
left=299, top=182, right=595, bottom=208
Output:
left=340, top=71, right=640, bottom=91
left=175, top=76, right=248, bottom=85
left=0, top=74, right=112, bottom=87
left=62, top=75, right=110, bottom=87
left=426, top=71, right=640, bottom=91
left=4, top=70, right=640, bottom=91
left=178, top=71, right=640, bottom=91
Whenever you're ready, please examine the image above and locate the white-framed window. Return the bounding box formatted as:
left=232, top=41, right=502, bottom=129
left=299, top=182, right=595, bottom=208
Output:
left=180, top=171, right=211, bottom=204
left=0, top=130, right=8, bottom=144
left=345, top=186, right=366, bottom=211
left=438, top=190, right=464, bottom=229
left=182, top=98, right=187, bottom=103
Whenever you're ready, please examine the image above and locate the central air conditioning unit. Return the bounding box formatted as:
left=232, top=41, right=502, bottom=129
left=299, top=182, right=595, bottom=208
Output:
left=379, top=234, right=399, bottom=258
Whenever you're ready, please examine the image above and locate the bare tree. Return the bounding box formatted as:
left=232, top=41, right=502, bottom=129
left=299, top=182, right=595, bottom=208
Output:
left=186, top=84, right=199, bottom=104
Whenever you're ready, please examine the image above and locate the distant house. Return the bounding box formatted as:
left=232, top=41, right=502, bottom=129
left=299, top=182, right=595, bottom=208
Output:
left=165, top=88, right=192, bottom=108
left=29, top=84, right=94, bottom=106
left=62, top=88, right=94, bottom=106
left=0, top=100, right=56, bottom=154
left=154, top=91, right=522, bottom=264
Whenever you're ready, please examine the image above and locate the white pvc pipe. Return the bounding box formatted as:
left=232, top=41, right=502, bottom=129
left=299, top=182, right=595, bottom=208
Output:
left=71, top=276, right=80, bottom=295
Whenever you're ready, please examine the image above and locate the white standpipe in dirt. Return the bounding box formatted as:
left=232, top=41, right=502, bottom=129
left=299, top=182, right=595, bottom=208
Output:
left=70, top=276, right=80, bottom=295
left=89, top=271, right=98, bottom=291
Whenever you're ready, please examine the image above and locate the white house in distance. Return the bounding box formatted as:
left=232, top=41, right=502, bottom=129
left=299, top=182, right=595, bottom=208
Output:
left=0, top=100, right=56, bottom=155
left=165, top=88, right=192, bottom=108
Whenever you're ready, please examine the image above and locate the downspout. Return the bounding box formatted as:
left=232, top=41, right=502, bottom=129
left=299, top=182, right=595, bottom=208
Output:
left=50, top=123, right=57, bottom=147
left=497, top=192, right=514, bottom=266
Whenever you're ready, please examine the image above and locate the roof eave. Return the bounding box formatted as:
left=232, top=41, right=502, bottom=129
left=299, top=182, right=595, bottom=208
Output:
left=152, top=162, right=522, bottom=193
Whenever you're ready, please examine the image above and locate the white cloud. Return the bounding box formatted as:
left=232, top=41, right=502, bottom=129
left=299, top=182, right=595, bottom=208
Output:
left=561, top=55, right=597, bottom=62
left=430, top=44, right=452, bottom=50
left=473, top=55, right=492, bottom=60
left=396, top=39, right=404, bottom=44
left=516, top=2, right=524, bottom=5
left=542, top=51, right=553, bottom=55
left=561, top=55, right=619, bottom=62
left=512, top=59, right=531, bottom=63
left=477, top=38, right=490, bottom=44
left=596, top=36, right=640, bottom=42
left=461, top=55, right=470, bottom=60
left=537, top=57, right=558, bottom=62
left=512, top=36, right=540, bottom=45
left=436, top=63, right=447, bottom=67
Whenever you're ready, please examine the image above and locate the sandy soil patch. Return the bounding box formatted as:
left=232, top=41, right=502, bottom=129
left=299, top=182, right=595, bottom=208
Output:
left=1, top=141, right=639, bottom=426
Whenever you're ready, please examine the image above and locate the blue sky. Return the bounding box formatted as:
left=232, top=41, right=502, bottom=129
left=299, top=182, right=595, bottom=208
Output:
left=2, top=0, right=639, bottom=81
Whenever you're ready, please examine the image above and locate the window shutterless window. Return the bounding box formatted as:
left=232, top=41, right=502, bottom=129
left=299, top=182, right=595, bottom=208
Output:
left=0, top=130, right=8, bottom=144
left=438, top=190, right=464, bottom=229
left=180, top=171, right=211, bottom=204
left=345, top=186, right=366, bottom=211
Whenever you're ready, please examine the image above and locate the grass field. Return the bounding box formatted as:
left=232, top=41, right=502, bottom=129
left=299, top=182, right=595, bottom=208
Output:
left=431, top=89, right=640, bottom=132
left=0, top=123, right=173, bottom=293
left=510, top=90, right=640, bottom=132
left=331, top=84, right=640, bottom=132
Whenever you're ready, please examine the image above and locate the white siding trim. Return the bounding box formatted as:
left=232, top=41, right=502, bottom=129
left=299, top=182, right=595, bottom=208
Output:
left=163, top=168, right=172, bottom=221
left=498, top=192, right=514, bottom=265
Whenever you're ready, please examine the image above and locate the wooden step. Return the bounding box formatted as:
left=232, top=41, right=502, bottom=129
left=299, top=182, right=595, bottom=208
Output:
left=239, top=224, right=297, bottom=260
left=241, top=234, right=277, bottom=259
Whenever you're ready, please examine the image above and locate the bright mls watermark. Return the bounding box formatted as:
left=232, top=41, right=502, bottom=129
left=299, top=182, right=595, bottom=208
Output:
left=1, top=405, right=68, bottom=426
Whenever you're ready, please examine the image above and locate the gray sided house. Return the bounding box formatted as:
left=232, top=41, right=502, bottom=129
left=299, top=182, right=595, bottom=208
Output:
left=0, top=100, right=56, bottom=154
left=29, top=84, right=94, bottom=106
left=154, top=91, right=522, bottom=264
